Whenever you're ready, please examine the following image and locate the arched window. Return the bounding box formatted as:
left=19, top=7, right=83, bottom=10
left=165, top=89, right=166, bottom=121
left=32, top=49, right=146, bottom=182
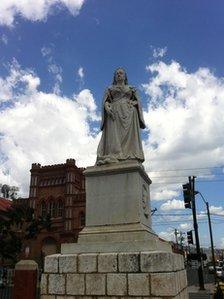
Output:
left=41, top=201, right=47, bottom=217
left=48, top=200, right=53, bottom=217
left=58, top=200, right=63, bottom=217
left=52, top=202, right=57, bottom=218
left=80, top=212, right=85, bottom=227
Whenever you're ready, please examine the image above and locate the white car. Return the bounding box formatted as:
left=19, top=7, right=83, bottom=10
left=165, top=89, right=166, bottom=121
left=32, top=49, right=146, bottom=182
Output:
left=216, top=267, right=224, bottom=278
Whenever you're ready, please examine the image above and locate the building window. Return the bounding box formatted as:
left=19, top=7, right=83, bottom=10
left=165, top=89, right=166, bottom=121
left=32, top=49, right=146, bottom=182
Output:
left=58, top=200, right=63, bottom=217
left=52, top=202, right=57, bottom=218
left=48, top=201, right=53, bottom=217
left=41, top=202, right=47, bottom=217
left=80, top=212, right=85, bottom=227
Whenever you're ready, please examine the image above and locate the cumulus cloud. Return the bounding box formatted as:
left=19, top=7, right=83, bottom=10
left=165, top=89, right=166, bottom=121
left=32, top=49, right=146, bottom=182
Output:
left=0, top=59, right=40, bottom=102
left=143, top=60, right=224, bottom=201
left=73, top=89, right=100, bottom=121
left=0, top=60, right=100, bottom=196
left=160, top=199, right=184, bottom=211
left=0, top=0, right=85, bottom=27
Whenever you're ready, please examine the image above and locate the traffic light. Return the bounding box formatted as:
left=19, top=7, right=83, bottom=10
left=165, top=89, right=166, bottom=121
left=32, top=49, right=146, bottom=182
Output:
left=182, top=183, right=191, bottom=209
left=187, top=230, right=193, bottom=245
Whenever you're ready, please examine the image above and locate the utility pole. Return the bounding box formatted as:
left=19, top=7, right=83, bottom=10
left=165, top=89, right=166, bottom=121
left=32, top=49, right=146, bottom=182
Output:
left=190, top=176, right=205, bottom=290
left=206, top=201, right=217, bottom=283
left=174, top=228, right=179, bottom=244
left=196, top=191, right=217, bottom=283
left=183, top=177, right=205, bottom=290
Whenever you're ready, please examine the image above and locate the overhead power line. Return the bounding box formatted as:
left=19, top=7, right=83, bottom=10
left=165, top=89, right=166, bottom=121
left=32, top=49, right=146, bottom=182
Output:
left=152, top=179, right=224, bottom=185
left=148, top=166, right=224, bottom=173
left=150, top=173, right=224, bottom=179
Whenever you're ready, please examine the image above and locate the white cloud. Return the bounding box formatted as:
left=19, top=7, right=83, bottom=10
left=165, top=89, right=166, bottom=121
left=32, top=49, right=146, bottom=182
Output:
left=0, top=0, right=85, bottom=27
left=220, top=238, right=224, bottom=248
left=41, top=46, right=52, bottom=57
left=143, top=60, right=224, bottom=201
left=158, top=229, right=175, bottom=242
left=78, top=67, right=84, bottom=79
left=160, top=199, right=184, bottom=211
left=74, top=89, right=98, bottom=115
left=150, top=185, right=179, bottom=201
left=0, top=60, right=100, bottom=196
left=209, top=205, right=224, bottom=216
left=152, top=47, right=167, bottom=59
left=197, top=212, right=207, bottom=220
left=1, top=34, right=8, bottom=44
left=179, top=223, right=192, bottom=230
left=0, top=59, right=40, bottom=102
left=41, top=46, right=63, bottom=94
left=48, top=64, right=63, bottom=94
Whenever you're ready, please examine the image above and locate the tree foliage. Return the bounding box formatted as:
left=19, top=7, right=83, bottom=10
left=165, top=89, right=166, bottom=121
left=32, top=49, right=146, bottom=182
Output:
left=0, top=203, right=51, bottom=264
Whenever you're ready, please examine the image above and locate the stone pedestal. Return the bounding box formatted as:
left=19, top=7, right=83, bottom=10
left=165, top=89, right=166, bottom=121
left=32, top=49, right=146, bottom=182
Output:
left=62, top=162, right=171, bottom=253
left=41, top=162, right=188, bottom=298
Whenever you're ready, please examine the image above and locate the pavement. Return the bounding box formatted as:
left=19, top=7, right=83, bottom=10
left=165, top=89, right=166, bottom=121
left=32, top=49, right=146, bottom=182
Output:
left=188, top=283, right=215, bottom=298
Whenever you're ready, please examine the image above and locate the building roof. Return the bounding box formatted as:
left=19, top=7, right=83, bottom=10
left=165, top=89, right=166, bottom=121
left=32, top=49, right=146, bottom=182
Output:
left=0, top=197, right=12, bottom=211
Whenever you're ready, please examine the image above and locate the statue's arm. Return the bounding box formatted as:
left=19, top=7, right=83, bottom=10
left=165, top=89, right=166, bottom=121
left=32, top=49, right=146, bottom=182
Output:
left=103, top=88, right=115, bottom=120
left=100, top=88, right=115, bottom=130
left=131, top=87, right=146, bottom=129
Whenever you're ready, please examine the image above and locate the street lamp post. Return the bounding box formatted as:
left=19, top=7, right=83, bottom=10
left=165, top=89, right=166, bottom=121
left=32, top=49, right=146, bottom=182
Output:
left=196, top=191, right=217, bottom=283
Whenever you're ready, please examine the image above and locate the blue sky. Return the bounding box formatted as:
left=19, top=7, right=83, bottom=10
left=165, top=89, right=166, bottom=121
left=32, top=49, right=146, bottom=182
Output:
left=0, top=0, right=224, bottom=249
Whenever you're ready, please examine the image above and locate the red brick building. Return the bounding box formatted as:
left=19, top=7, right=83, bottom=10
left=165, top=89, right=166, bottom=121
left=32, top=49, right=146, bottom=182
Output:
left=0, top=197, right=12, bottom=212
left=22, top=158, right=86, bottom=265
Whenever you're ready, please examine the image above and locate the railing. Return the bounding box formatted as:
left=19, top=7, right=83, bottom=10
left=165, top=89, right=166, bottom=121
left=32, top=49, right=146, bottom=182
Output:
left=0, top=269, right=14, bottom=299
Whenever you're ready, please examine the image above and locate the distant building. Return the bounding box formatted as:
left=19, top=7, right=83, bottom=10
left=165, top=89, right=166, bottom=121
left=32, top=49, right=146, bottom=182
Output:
left=21, top=158, right=86, bottom=265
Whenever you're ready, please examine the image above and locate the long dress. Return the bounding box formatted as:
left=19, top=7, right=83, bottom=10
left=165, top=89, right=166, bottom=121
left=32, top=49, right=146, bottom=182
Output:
left=96, top=84, right=146, bottom=165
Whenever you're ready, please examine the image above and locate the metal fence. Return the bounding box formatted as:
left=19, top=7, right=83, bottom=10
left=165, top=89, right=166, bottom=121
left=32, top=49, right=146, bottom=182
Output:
left=0, top=269, right=14, bottom=299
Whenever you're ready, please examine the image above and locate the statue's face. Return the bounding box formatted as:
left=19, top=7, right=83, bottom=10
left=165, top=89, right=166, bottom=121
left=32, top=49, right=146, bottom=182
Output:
left=115, top=69, right=125, bottom=83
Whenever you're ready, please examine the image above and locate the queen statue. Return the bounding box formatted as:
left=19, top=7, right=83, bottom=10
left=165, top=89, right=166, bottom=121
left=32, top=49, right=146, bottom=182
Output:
left=96, top=68, right=146, bottom=165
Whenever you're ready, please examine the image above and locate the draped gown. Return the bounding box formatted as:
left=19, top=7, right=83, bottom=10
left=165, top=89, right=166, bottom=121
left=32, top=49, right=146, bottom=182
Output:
left=96, top=85, right=146, bottom=165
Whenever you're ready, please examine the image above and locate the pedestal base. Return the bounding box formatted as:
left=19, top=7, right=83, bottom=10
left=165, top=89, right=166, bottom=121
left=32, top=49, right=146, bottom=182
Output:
left=41, top=251, right=188, bottom=298
left=61, top=223, right=171, bottom=253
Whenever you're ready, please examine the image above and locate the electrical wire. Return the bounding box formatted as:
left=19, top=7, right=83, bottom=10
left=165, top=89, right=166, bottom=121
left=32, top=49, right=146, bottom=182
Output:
left=148, top=166, right=224, bottom=173
left=152, top=179, right=224, bottom=185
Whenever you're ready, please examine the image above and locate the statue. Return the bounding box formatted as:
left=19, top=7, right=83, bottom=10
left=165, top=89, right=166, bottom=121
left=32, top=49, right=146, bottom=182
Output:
left=96, top=68, right=146, bottom=165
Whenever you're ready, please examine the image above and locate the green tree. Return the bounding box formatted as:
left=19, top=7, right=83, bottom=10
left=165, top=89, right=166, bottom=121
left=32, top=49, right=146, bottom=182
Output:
left=0, top=203, right=51, bottom=264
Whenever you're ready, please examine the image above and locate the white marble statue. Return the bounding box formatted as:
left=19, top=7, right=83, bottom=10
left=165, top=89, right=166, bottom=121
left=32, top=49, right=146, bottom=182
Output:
left=96, top=68, right=146, bottom=165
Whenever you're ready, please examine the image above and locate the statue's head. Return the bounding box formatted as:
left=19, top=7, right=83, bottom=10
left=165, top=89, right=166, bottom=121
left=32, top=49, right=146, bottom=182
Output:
left=113, top=68, right=128, bottom=85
